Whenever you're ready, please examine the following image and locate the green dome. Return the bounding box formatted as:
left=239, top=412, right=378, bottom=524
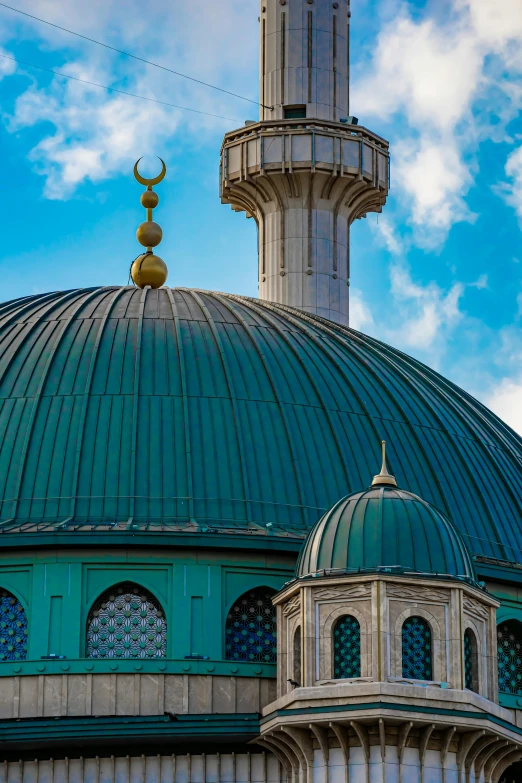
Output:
left=0, top=286, right=520, bottom=563
left=296, top=485, right=477, bottom=582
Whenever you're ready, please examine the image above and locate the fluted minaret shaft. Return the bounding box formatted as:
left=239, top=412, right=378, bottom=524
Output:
left=220, top=0, right=389, bottom=326
left=260, top=0, right=350, bottom=122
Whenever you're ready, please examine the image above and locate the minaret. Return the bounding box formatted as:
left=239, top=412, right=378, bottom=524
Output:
left=220, top=0, right=390, bottom=325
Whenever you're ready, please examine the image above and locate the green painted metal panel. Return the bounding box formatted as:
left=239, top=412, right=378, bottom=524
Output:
left=0, top=713, right=261, bottom=750
left=190, top=596, right=204, bottom=656
left=297, top=486, right=477, bottom=582
left=0, top=287, right=520, bottom=571
left=0, top=550, right=292, bottom=672
left=47, top=596, right=62, bottom=656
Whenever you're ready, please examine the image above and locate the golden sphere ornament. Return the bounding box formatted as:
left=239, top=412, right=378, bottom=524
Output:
left=140, top=190, right=159, bottom=209
left=132, top=157, right=168, bottom=288
left=136, top=221, right=163, bottom=248
left=131, top=253, right=168, bottom=289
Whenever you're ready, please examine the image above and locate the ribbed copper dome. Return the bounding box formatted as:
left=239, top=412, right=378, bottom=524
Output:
left=0, top=286, right=520, bottom=562
left=296, top=485, right=477, bottom=582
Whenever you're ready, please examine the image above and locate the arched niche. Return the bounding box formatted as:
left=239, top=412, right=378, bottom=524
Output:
left=224, top=587, right=277, bottom=663
left=86, top=582, right=167, bottom=659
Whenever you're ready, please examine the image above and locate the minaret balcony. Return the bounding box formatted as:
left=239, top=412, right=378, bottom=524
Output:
left=220, top=118, right=389, bottom=222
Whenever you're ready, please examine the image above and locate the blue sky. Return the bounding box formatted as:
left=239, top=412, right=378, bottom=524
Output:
left=0, top=0, right=521, bottom=432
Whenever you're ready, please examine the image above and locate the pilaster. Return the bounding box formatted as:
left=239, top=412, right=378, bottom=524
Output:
left=302, top=586, right=315, bottom=688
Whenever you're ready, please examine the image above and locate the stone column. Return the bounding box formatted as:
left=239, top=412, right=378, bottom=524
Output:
left=220, top=0, right=390, bottom=326
left=259, top=0, right=350, bottom=122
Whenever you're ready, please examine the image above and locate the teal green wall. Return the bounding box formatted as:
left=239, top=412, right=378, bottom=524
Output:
left=0, top=546, right=295, bottom=678
left=3, top=549, right=522, bottom=714
left=486, top=580, right=522, bottom=709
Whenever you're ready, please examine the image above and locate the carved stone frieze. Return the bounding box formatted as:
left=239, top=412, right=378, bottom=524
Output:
left=386, top=584, right=449, bottom=603
left=463, top=596, right=489, bottom=621
left=313, top=584, right=371, bottom=601
left=283, top=594, right=301, bottom=617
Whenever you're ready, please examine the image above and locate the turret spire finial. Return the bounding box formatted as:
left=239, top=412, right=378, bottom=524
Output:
left=130, top=157, right=168, bottom=289
left=372, top=440, right=398, bottom=487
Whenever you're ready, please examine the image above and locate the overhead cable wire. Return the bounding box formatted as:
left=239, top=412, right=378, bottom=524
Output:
left=0, top=53, right=242, bottom=122
left=0, top=1, right=272, bottom=110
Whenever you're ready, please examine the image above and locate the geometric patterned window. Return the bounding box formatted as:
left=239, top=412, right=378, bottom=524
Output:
left=333, top=615, right=361, bottom=679
left=86, top=583, right=167, bottom=659
left=0, top=589, right=28, bottom=661
left=497, top=620, right=522, bottom=696
left=464, top=628, right=478, bottom=692
left=402, top=616, right=433, bottom=681
left=225, top=588, right=277, bottom=663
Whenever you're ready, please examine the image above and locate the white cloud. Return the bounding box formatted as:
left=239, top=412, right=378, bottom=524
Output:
left=354, top=13, right=482, bottom=133
left=0, top=48, right=16, bottom=79
left=352, top=0, right=522, bottom=244
left=0, top=0, right=257, bottom=196
left=501, top=146, right=522, bottom=224
left=373, top=215, right=403, bottom=255
left=387, top=265, right=464, bottom=352
left=462, top=0, right=522, bottom=50
left=469, top=273, right=488, bottom=290
left=393, top=138, right=476, bottom=241
left=486, top=375, right=522, bottom=435
left=349, top=289, right=374, bottom=332
left=10, top=68, right=184, bottom=198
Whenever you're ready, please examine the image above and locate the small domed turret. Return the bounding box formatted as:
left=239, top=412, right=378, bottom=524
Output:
left=297, top=441, right=476, bottom=583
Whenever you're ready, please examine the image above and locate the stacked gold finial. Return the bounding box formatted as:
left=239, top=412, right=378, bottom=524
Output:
left=372, top=440, right=398, bottom=487
left=130, top=158, right=168, bottom=289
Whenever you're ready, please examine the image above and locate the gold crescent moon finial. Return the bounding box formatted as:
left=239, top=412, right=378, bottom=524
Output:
left=131, top=156, right=168, bottom=289
left=133, top=157, right=167, bottom=187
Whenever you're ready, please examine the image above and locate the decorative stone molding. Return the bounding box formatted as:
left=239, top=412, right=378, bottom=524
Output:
left=0, top=673, right=276, bottom=720
left=258, top=712, right=522, bottom=783
left=313, top=583, right=371, bottom=601
left=282, top=594, right=301, bottom=617
left=386, top=584, right=449, bottom=603
left=464, top=595, right=490, bottom=621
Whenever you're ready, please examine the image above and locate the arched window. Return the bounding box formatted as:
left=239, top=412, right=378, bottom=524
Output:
left=333, top=615, right=361, bottom=679
left=464, top=628, right=478, bottom=692
left=86, top=583, right=167, bottom=659
left=293, top=626, right=302, bottom=685
left=225, top=588, right=277, bottom=663
left=0, top=589, right=28, bottom=661
left=497, top=620, right=522, bottom=696
left=402, top=616, right=432, bottom=681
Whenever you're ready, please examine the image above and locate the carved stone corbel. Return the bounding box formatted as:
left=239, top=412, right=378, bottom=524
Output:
left=309, top=723, right=329, bottom=763
left=440, top=726, right=456, bottom=783
left=265, top=732, right=300, bottom=783
left=457, top=729, right=485, bottom=780
left=350, top=721, right=370, bottom=783
left=419, top=724, right=435, bottom=783
left=476, top=740, right=508, bottom=781
left=329, top=722, right=350, bottom=783
left=491, top=748, right=522, bottom=783
left=484, top=743, right=518, bottom=782
left=280, top=726, right=314, bottom=783
left=465, top=735, right=498, bottom=783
